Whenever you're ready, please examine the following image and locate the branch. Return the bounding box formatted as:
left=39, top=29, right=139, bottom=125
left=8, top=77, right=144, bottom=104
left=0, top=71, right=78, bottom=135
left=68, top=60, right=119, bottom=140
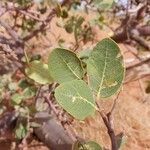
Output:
left=0, top=20, right=22, bottom=43
left=0, top=35, right=15, bottom=46
left=4, top=4, right=45, bottom=22
left=96, top=102, right=118, bottom=150
left=34, top=112, right=74, bottom=150
left=130, top=32, right=150, bottom=50
left=33, top=85, right=75, bottom=150
left=125, top=56, right=150, bottom=83
left=23, top=9, right=56, bottom=41
left=0, top=19, right=24, bottom=57
left=137, top=25, right=150, bottom=36
left=23, top=0, right=69, bottom=41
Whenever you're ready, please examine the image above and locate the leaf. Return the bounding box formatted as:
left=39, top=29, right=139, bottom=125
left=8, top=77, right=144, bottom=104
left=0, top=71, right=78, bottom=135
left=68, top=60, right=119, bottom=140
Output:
left=55, top=80, right=95, bottom=120
left=91, top=0, right=113, bottom=9
left=48, top=48, right=84, bottom=84
left=81, top=141, right=102, bottom=150
left=87, top=38, right=124, bottom=98
left=76, top=16, right=84, bottom=27
left=116, top=132, right=125, bottom=149
left=22, top=87, right=36, bottom=99
left=25, top=60, right=53, bottom=84
left=11, top=87, right=36, bottom=105
left=30, top=54, right=41, bottom=61
left=73, top=141, right=102, bottom=150
left=18, top=79, right=31, bottom=89
left=15, top=123, right=27, bottom=140
left=11, top=93, right=24, bottom=105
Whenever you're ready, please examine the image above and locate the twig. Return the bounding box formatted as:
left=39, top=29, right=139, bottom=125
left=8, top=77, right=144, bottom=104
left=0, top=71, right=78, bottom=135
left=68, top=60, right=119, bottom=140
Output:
left=126, top=56, right=150, bottom=70
left=0, top=20, right=22, bottom=43
left=124, top=44, right=142, bottom=61
left=130, top=33, right=150, bottom=50
left=96, top=102, right=118, bottom=150
left=110, top=91, right=121, bottom=114
left=23, top=9, right=56, bottom=41
left=22, top=0, right=70, bottom=41
left=6, top=6, right=45, bottom=22
left=0, top=35, right=15, bottom=46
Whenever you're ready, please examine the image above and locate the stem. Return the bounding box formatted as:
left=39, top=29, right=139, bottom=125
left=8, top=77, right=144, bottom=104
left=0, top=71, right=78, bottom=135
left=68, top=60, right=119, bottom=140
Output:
left=96, top=102, right=118, bottom=150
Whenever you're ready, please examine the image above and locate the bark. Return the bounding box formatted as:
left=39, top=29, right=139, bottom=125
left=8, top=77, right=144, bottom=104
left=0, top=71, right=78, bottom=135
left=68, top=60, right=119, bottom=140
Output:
left=111, top=26, right=150, bottom=42
left=34, top=112, right=74, bottom=150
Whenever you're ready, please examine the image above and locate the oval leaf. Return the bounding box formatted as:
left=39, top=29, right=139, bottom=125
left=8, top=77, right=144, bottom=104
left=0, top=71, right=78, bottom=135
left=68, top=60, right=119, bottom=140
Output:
left=87, top=38, right=124, bottom=98
left=55, top=80, right=95, bottom=120
left=25, top=60, right=53, bottom=84
left=48, top=48, right=84, bottom=83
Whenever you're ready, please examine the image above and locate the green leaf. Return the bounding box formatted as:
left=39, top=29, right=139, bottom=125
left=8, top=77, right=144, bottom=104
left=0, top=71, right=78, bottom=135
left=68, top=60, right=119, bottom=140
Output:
left=76, top=16, right=84, bottom=27
left=15, top=123, right=27, bottom=140
left=73, top=141, right=102, bottom=150
left=81, top=141, right=102, bottom=150
left=91, top=0, right=114, bottom=9
left=64, top=24, right=73, bottom=33
left=18, top=79, right=30, bottom=89
left=116, top=132, right=125, bottom=149
left=55, top=80, right=95, bottom=120
left=22, top=87, right=36, bottom=99
left=87, top=38, right=124, bottom=98
left=30, top=54, right=41, bottom=61
left=11, top=93, right=24, bottom=105
left=25, top=60, right=53, bottom=84
left=11, top=87, right=36, bottom=105
left=48, top=48, right=84, bottom=84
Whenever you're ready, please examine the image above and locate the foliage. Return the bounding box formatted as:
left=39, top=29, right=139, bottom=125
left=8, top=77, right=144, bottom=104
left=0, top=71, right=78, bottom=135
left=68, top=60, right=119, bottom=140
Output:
left=87, top=38, right=124, bottom=98
left=25, top=60, right=53, bottom=84
left=15, top=122, right=27, bottom=140
left=55, top=80, right=95, bottom=120
left=48, top=48, right=84, bottom=83
left=63, top=15, right=94, bottom=44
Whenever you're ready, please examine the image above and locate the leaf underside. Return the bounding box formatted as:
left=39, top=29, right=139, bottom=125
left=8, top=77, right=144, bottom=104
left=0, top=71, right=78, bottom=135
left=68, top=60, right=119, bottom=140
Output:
left=87, top=38, right=124, bottom=98
left=55, top=80, right=95, bottom=120
left=48, top=48, right=84, bottom=84
left=25, top=60, right=53, bottom=84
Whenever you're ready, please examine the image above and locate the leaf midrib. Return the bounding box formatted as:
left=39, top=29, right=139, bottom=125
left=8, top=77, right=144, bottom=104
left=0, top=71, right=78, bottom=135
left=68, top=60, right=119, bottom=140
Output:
left=56, top=51, right=81, bottom=79
left=97, top=47, right=108, bottom=99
